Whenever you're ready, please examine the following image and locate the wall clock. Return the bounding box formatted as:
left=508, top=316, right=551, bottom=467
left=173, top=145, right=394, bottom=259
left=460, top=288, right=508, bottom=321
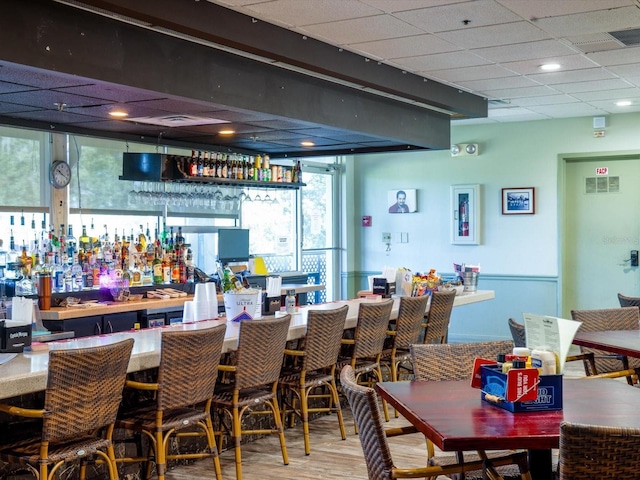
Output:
left=50, top=160, right=71, bottom=189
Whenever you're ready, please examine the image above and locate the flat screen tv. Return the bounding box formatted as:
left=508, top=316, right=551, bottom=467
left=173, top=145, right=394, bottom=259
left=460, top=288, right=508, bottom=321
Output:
left=217, top=228, right=250, bottom=264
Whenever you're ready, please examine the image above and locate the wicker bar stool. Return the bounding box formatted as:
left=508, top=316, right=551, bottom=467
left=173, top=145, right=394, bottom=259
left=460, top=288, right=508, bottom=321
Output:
left=410, top=341, right=532, bottom=480
left=571, top=307, right=640, bottom=383
left=0, top=338, right=134, bottom=480
left=336, top=298, right=394, bottom=425
left=278, top=304, right=349, bottom=455
left=340, top=365, right=531, bottom=480
left=115, top=324, right=227, bottom=480
left=212, top=315, right=291, bottom=480
left=422, top=290, right=456, bottom=344
left=380, top=295, right=429, bottom=389
left=618, top=292, right=640, bottom=307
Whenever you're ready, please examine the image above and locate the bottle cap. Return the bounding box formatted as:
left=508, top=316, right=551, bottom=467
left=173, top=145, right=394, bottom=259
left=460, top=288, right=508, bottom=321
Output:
left=512, top=347, right=531, bottom=357
left=496, top=353, right=506, bottom=363
left=512, top=359, right=526, bottom=369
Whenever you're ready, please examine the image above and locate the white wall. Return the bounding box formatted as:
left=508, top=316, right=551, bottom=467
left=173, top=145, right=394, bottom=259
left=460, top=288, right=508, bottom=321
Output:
left=344, top=112, right=640, bottom=340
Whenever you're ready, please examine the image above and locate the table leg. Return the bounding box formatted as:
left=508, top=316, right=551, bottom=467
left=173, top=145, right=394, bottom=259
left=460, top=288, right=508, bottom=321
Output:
left=528, top=449, right=552, bottom=480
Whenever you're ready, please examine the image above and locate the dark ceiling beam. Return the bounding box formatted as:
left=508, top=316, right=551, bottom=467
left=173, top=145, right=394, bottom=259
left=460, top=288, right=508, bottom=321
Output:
left=55, top=0, right=487, bottom=119
left=1, top=0, right=450, bottom=150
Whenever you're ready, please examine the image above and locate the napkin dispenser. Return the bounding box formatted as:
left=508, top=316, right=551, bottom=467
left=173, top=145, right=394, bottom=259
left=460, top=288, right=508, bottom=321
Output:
left=372, top=277, right=395, bottom=298
left=262, top=294, right=281, bottom=315
left=0, top=319, right=32, bottom=353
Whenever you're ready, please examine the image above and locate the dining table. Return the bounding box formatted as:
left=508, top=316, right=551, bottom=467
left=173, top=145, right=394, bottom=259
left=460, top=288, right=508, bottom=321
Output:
left=375, top=377, right=640, bottom=480
left=572, top=329, right=640, bottom=358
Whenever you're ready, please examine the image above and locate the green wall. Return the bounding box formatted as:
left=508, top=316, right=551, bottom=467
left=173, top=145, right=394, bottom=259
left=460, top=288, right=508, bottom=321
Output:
left=344, top=112, right=640, bottom=341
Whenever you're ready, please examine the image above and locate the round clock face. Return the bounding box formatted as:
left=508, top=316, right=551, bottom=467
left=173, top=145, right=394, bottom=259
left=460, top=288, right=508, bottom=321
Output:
left=50, top=160, right=71, bottom=189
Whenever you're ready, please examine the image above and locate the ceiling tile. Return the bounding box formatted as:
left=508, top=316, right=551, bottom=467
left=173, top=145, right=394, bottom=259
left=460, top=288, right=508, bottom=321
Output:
left=496, top=0, right=633, bottom=19
left=508, top=94, right=581, bottom=107
left=528, top=103, right=608, bottom=117
left=456, top=75, right=538, bottom=92
left=424, top=64, right=518, bottom=83
left=302, top=14, right=423, bottom=45
left=472, top=39, right=576, bottom=63
left=587, top=45, right=640, bottom=66
left=533, top=5, right=640, bottom=37
left=437, top=21, right=550, bottom=49
left=571, top=87, right=640, bottom=102
left=527, top=68, right=617, bottom=85
left=501, top=54, right=600, bottom=75
left=352, top=34, right=460, bottom=59
left=481, top=85, right=558, bottom=100
left=552, top=78, right=632, bottom=94
left=394, top=0, right=522, bottom=33
left=399, top=50, right=491, bottom=71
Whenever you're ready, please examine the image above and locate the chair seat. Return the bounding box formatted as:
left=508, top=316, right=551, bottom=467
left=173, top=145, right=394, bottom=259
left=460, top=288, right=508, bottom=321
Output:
left=0, top=434, right=111, bottom=466
left=117, top=404, right=210, bottom=433
left=430, top=452, right=528, bottom=480
left=278, top=368, right=335, bottom=389
left=212, top=384, right=277, bottom=408
left=336, top=357, right=380, bottom=375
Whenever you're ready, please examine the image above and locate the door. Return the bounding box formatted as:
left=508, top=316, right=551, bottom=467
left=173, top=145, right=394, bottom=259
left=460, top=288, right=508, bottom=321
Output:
left=563, top=157, right=640, bottom=316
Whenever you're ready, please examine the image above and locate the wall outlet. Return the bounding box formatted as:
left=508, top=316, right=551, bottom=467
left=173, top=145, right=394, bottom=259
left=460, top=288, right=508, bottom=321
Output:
left=382, top=232, right=391, bottom=243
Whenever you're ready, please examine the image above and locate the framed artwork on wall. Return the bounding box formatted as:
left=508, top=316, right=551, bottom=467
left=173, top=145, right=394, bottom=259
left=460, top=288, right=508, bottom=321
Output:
left=387, top=189, right=417, bottom=213
left=451, top=184, right=480, bottom=245
left=502, top=187, right=535, bottom=215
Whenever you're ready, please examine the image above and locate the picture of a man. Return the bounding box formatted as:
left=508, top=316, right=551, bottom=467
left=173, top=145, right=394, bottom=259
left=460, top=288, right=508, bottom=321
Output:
left=389, top=190, right=410, bottom=213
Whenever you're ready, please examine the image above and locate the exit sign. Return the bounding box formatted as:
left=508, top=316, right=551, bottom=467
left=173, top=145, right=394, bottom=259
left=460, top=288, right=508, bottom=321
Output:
left=595, top=167, right=609, bottom=175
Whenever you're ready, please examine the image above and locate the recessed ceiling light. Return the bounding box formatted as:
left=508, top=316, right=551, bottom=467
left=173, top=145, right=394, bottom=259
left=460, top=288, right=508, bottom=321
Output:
left=218, top=129, right=235, bottom=135
left=540, top=63, right=561, bottom=71
left=616, top=100, right=632, bottom=107
left=109, top=110, right=128, bottom=118
left=301, top=141, right=315, bottom=147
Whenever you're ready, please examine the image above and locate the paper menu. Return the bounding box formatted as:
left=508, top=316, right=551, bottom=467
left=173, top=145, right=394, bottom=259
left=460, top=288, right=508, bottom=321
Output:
left=522, top=313, right=582, bottom=374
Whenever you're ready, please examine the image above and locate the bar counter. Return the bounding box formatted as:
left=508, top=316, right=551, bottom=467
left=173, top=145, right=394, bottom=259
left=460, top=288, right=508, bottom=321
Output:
left=0, top=290, right=494, bottom=400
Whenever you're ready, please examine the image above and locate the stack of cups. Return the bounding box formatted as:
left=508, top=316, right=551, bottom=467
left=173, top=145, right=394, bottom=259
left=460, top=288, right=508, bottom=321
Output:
left=187, top=282, right=219, bottom=322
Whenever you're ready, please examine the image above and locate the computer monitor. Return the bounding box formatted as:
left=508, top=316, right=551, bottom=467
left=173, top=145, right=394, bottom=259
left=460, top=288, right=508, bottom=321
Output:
left=217, top=228, right=250, bottom=265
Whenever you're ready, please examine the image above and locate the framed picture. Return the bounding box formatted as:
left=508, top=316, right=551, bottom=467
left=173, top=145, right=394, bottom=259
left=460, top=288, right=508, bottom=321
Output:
left=388, top=189, right=417, bottom=213
left=451, top=184, right=480, bottom=245
left=502, top=187, right=535, bottom=215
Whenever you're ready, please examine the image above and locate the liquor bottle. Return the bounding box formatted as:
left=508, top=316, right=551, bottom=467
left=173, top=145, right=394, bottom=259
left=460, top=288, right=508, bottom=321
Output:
left=152, top=247, right=163, bottom=285
left=189, top=149, right=198, bottom=177
left=195, top=151, right=202, bottom=177
left=79, top=225, right=91, bottom=254
left=66, top=225, right=77, bottom=261
left=263, top=154, right=270, bottom=182
left=237, top=157, right=244, bottom=180
left=254, top=155, right=261, bottom=181
left=221, top=154, right=229, bottom=178
left=185, top=247, right=195, bottom=283
left=175, top=226, right=184, bottom=247
left=216, top=153, right=223, bottom=178
left=162, top=251, right=172, bottom=284
left=202, top=151, right=210, bottom=177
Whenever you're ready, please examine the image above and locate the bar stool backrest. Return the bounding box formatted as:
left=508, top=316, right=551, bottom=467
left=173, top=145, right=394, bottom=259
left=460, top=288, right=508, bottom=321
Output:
left=618, top=293, right=640, bottom=308
left=43, top=338, right=134, bottom=443
left=410, top=340, right=514, bottom=382
left=423, top=290, right=456, bottom=344
left=235, top=315, right=291, bottom=390
left=393, top=296, right=429, bottom=351
left=352, top=299, right=394, bottom=360
left=157, top=324, right=227, bottom=411
left=303, top=305, right=349, bottom=372
left=508, top=318, right=527, bottom=348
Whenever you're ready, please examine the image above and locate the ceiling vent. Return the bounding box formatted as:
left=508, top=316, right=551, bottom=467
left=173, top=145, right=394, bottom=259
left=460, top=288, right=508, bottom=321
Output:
left=126, top=115, right=230, bottom=127
left=565, top=33, right=625, bottom=53
left=609, top=28, right=640, bottom=46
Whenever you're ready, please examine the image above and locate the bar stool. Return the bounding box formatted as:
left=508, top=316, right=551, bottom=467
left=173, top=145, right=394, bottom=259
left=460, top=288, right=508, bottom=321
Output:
left=0, top=338, right=134, bottom=480
left=278, top=304, right=349, bottom=455
left=115, top=324, right=227, bottom=480
left=336, top=298, right=394, bottom=425
left=422, top=290, right=456, bottom=344
left=212, top=315, right=291, bottom=480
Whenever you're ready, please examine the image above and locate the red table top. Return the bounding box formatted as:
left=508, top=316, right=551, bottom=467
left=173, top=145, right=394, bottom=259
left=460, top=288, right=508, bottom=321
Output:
left=376, top=378, right=640, bottom=452
left=573, top=330, right=640, bottom=358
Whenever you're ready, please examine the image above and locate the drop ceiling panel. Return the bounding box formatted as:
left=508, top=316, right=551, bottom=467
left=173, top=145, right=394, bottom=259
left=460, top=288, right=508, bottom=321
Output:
left=394, top=0, right=522, bottom=33
left=552, top=78, right=632, bottom=94
left=424, top=64, right=518, bottom=83
left=353, top=35, right=460, bottom=59
left=588, top=99, right=640, bottom=113
left=527, top=68, right=618, bottom=85
left=571, top=87, right=640, bottom=102
left=302, top=15, right=423, bottom=45
left=238, top=0, right=383, bottom=26
left=472, top=40, right=576, bottom=63
left=496, top=0, right=633, bottom=19
left=508, top=94, right=581, bottom=107
left=402, top=51, right=491, bottom=71
left=533, top=6, right=640, bottom=37
left=437, top=22, right=550, bottom=50
left=587, top=45, right=640, bottom=66
left=528, top=103, right=608, bottom=117
left=481, top=85, right=557, bottom=100
left=501, top=55, right=600, bottom=75
left=456, top=76, right=539, bottom=92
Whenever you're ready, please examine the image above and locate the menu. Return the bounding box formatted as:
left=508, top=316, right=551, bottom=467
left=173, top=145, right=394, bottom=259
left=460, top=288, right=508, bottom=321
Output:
left=522, top=313, right=582, bottom=373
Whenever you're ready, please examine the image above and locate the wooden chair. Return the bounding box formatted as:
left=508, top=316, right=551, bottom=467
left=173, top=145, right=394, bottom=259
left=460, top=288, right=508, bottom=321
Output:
left=115, top=324, right=227, bottom=480
left=423, top=290, right=456, bottom=344
left=0, top=338, right=134, bottom=480
left=410, top=341, right=531, bottom=480
left=507, top=318, right=527, bottom=348
left=618, top=292, right=640, bottom=307
left=278, top=305, right=349, bottom=455
left=340, top=365, right=532, bottom=480
left=337, top=298, right=394, bottom=424
left=557, top=421, right=640, bottom=479
left=570, top=307, right=640, bottom=382
left=380, top=295, right=429, bottom=383
left=212, top=315, right=291, bottom=480
left=507, top=317, right=597, bottom=376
